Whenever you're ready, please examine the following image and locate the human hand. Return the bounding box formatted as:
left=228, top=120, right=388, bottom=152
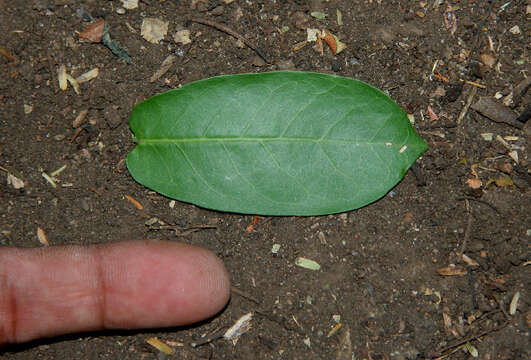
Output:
left=0, top=240, right=231, bottom=346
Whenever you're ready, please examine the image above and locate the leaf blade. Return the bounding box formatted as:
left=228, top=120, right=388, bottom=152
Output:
left=127, top=71, right=427, bottom=215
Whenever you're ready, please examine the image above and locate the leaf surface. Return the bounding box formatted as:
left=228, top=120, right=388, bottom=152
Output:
left=127, top=71, right=427, bottom=215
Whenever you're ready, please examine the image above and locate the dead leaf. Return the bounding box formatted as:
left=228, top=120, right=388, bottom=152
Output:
left=7, top=173, right=24, bottom=189
left=75, top=68, right=99, bottom=84
left=37, top=226, right=49, bottom=246
left=320, top=29, right=346, bottom=55
left=494, top=175, right=513, bottom=187
left=121, top=0, right=138, bottom=10
left=79, top=19, right=105, bottom=43
left=141, top=18, right=168, bottom=44
left=480, top=53, right=496, bottom=68
left=57, top=64, right=67, bottom=90
left=466, top=178, right=482, bottom=189
left=173, top=29, right=191, bottom=45
left=427, top=105, right=439, bottom=121
left=146, top=337, right=174, bottom=355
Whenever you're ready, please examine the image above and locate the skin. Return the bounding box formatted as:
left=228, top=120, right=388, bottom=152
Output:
left=0, top=240, right=231, bottom=347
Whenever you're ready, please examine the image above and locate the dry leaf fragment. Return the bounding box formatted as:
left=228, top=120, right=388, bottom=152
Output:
left=141, top=18, right=169, bottom=44
left=75, top=68, right=99, bottom=84
left=58, top=64, right=68, bottom=90
left=6, top=173, right=24, bottom=189
left=223, top=312, right=253, bottom=345
left=480, top=53, right=496, bottom=68
left=37, top=226, right=49, bottom=246
left=66, top=74, right=80, bottom=94
left=146, top=337, right=174, bottom=355
left=321, top=29, right=346, bottom=55
left=494, top=175, right=513, bottom=187
left=72, top=109, right=89, bottom=128
left=295, top=257, right=321, bottom=270
left=306, top=28, right=320, bottom=42
left=462, top=253, right=479, bottom=266
left=173, top=29, right=191, bottom=45
left=79, top=19, right=105, bottom=43
left=509, top=291, right=520, bottom=315
left=427, top=105, right=439, bottom=121
left=466, top=178, right=482, bottom=189
left=336, top=9, right=343, bottom=26
left=121, top=0, right=138, bottom=10
left=437, top=264, right=466, bottom=276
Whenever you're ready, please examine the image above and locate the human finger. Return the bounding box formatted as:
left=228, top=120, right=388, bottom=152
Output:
left=0, top=240, right=231, bottom=346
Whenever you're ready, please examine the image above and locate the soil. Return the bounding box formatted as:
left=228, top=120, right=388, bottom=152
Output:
left=1, top=1, right=530, bottom=359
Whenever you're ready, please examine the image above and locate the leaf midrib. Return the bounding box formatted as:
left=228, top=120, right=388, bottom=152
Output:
left=136, top=137, right=411, bottom=145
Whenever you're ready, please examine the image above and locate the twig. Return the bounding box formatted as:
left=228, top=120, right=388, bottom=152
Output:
left=463, top=80, right=486, bottom=89
left=190, top=328, right=226, bottom=347
left=191, top=18, right=270, bottom=63
left=458, top=200, right=472, bottom=257
left=427, top=321, right=508, bottom=359
left=232, top=286, right=260, bottom=304
left=456, top=196, right=499, bottom=214
left=457, top=86, right=478, bottom=125
left=148, top=224, right=216, bottom=237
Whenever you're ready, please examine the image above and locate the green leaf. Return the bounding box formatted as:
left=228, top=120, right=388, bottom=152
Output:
left=127, top=71, right=427, bottom=216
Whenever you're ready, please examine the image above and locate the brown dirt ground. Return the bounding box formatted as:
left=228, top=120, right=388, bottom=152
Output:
left=1, top=1, right=530, bottom=359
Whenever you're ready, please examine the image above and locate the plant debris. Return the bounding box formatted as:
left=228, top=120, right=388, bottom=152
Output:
left=471, top=96, right=523, bottom=129
left=37, top=226, right=49, bottom=246
left=79, top=19, right=105, bottom=43
left=295, top=257, right=321, bottom=271
left=6, top=172, right=24, bottom=189
left=146, top=337, right=174, bottom=355
left=191, top=18, right=270, bottom=63
left=149, top=54, right=176, bottom=83
left=141, top=18, right=168, bottom=44
left=191, top=312, right=253, bottom=347
left=124, top=194, right=143, bottom=210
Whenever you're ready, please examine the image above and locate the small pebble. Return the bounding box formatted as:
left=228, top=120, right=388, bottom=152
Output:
left=116, top=7, right=126, bottom=15
left=54, top=134, right=66, bottom=141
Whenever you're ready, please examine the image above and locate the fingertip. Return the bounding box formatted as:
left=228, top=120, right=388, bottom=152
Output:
left=97, top=240, right=231, bottom=328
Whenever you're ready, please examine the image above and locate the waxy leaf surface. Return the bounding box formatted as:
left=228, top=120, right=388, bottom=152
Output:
left=127, top=71, right=427, bottom=215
